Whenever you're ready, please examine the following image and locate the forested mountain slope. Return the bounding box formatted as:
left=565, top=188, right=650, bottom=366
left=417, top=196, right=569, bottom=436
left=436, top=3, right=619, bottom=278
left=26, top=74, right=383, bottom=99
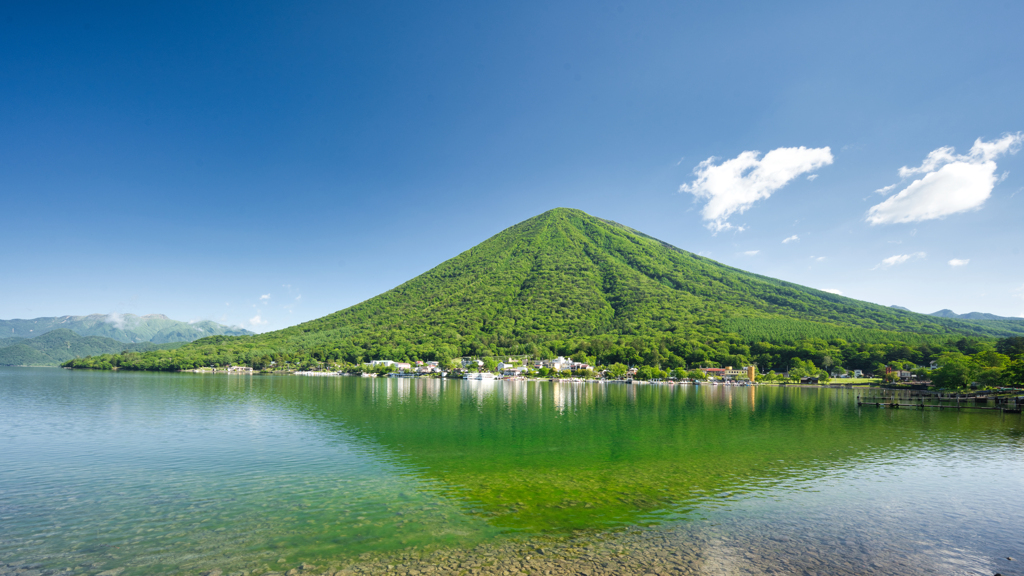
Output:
left=64, top=208, right=1020, bottom=372
left=0, top=313, right=251, bottom=343
left=0, top=329, right=184, bottom=366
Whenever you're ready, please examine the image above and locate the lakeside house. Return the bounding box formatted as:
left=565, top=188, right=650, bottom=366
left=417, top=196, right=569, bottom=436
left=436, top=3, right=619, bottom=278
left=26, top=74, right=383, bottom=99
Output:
left=698, top=366, right=756, bottom=381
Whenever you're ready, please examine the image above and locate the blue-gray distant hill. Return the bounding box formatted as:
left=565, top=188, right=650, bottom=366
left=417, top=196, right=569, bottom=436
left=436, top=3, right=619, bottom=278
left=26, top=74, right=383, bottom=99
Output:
left=0, top=329, right=187, bottom=366
left=926, top=309, right=1024, bottom=334
left=888, top=305, right=1024, bottom=337
left=0, top=314, right=251, bottom=366
left=929, top=309, right=1024, bottom=322
left=0, top=313, right=251, bottom=343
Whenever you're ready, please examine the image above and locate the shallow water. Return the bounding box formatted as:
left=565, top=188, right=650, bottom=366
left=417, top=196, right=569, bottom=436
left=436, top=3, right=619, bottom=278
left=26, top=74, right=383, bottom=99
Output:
left=0, top=368, right=1021, bottom=575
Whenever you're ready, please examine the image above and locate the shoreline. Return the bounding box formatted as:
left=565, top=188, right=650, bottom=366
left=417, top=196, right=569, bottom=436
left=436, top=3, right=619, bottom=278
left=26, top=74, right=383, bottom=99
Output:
left=4, top=512, right=1007, bottom=576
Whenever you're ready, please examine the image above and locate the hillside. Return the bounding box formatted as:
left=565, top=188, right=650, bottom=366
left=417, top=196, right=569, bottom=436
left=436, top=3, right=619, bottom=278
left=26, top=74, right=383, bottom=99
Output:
left=63, top=208, right=1019, bottom=374
left=931, top=308, right=1024, bottom=321
left=0, top=313, right=251, bottom=343
left=0, top=329, right=185, bottom=366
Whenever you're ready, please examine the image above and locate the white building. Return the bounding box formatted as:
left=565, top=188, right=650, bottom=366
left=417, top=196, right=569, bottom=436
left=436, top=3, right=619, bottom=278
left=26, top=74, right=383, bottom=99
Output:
left=551, top=356, right=571, bottom=371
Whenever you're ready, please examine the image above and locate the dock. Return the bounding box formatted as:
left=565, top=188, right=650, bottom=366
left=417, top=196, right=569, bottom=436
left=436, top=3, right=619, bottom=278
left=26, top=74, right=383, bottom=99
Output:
left=857, top=392, right=1024, bottom=413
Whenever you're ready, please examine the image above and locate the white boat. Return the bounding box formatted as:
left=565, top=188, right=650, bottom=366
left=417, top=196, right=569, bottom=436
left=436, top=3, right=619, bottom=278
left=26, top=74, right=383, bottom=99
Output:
left=464, top=372, right=496, bottom=380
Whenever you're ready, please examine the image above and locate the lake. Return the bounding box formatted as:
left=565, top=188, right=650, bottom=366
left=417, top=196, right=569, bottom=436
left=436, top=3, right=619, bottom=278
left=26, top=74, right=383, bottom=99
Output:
left=1, top=368, right=1021, bottom=575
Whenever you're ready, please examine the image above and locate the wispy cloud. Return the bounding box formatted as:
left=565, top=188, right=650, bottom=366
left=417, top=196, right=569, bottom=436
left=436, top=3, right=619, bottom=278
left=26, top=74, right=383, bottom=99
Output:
left=105, top=312, right=127, bottom=329
left=806, top=174, right=819, bottom=181
left=948, top=258, right=970, bottom=267
left=822, top=288, right=843, bottom=295
left=810, top=255, right=826, bottom=262
left=280, top=283, right=303, bottom=313
left=867, top=133, right=1023, bottom=225
left=249, top=314, right=268, bottom=327
left=743, top=250, right=760, bottom=256
left=680, top=146, right=833, bottom=233
left=873, top=252, right=926, bottom=269
left=283, top=291, right=303, bottom=313
left=260, top=294, right=271, bottom=302
left=782, top=235, right=799, bottom=243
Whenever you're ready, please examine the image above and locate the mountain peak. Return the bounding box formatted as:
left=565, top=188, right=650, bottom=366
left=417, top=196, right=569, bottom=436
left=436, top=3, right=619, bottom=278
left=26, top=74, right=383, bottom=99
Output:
left=63, top=209, right=1024, bottom=371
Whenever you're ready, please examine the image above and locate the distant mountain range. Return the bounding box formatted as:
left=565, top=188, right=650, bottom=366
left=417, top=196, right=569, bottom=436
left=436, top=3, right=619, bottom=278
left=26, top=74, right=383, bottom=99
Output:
left=928, top=309, right=1023, bottom=321
left=0, top=313, right=251, bottom=343
left=0, top=329, right=186, bottom=366
left=0, top=314, right=252, bottom=366
left=889, top=305, right=1024, bottom=323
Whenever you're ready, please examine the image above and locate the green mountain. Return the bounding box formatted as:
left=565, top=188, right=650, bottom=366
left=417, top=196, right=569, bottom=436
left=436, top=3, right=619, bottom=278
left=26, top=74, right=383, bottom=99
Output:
left=0, top=336, right=25, bottom=348
left=0, top=313, right=251, bottom=343
left=64, top=208, right=1020, bottom=373
left=930, top=308, right=1024, bottom=322
left=0, top=329, right=185, bottom=366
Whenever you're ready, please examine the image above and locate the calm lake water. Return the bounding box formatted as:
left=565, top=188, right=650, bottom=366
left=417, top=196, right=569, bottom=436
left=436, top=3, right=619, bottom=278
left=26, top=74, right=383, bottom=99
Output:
left=1, top=367, right=1022, bottom=575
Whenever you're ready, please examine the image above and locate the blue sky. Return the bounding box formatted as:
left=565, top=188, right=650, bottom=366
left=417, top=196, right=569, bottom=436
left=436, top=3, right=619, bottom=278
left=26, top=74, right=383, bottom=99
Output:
left=2, top=1, right=1023, bottom=332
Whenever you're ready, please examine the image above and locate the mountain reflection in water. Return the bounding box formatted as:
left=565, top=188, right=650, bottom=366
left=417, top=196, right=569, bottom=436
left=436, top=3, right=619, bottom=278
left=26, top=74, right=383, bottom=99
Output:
left=1, top=369, right=1021, bottom=576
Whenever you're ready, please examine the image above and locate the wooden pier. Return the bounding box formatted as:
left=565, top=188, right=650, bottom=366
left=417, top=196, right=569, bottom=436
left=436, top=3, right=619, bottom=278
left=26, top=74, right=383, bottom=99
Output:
left=856, top=393, right=1023, bottom=413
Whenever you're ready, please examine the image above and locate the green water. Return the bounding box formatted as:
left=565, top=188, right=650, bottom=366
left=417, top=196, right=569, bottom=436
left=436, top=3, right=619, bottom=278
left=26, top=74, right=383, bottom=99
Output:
left=1, top=368, right=1022, bottom=575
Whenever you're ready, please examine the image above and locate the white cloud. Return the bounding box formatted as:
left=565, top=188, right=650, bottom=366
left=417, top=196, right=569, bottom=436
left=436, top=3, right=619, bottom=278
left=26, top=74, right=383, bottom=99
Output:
left=810, top=256, right=826, bottom=262
left=260, top=294, right=271, bottom=302
left=875, top=183, right=897, bottom=195
left=249, top=314, right=268, bottom=327
left=822, top=288, right=843, bottom=295
left=680, top=146, right=834, bottom=232
left=806, top=174, right=819, bottom=181
left=105, top=312, right=127, bottom=329
left=782, top=235, right=799, bottom=243
left=743, top=250, right=759, bottom=256
left=948, top=258, right=970, bottom=267
left=873, top=252, right=926, bottom=269
left=867, top=133, right=1023, bottom=225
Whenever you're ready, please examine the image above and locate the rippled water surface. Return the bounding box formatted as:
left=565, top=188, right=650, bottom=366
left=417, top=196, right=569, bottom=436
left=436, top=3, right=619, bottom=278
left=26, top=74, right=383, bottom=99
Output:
left=1, top=368, right=1021, bottom=575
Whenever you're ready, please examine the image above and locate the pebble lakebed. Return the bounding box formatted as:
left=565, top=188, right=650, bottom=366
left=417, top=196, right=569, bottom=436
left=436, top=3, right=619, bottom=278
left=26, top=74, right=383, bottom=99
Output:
left=2, top=517, right=1018, bottom=576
